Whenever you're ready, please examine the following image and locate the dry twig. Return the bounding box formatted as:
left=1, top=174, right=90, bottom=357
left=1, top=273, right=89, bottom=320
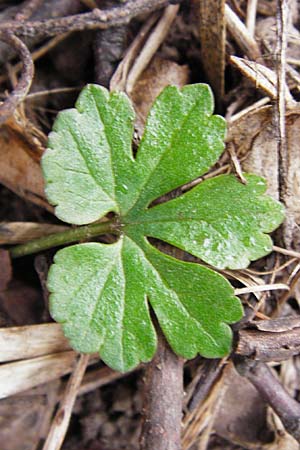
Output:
left=225, top=3, right=261, bottom=60
left=140, top=331, right=184, bottom=450
left=14, top=0, right=45, bottom=21
left=42, top=354, right=89, bottom=450
left=0, top=0, right=180, bottom=38
left=235, top=359, right=300, bottom=442
left=0, top=31, right=34, bottom=125
left=245, top=0, right=258, bottom=37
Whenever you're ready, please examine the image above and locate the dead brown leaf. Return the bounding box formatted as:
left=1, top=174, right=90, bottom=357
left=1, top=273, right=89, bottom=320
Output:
left=213, top=366, right=273, bottom=447
left=229, top=106, right=279, bottom=200
left=0, top=117, right=51, bottom=212
left=130, top=56, right=189, bottom=135
left=230, top=107, right=300, bottom=250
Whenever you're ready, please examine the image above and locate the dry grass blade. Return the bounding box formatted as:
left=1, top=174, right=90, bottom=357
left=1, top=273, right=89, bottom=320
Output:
left=125, top=4, right=179, bottom=94
left=198, top=0, right=226, bottom=100
left=42, top=354, right=89, bottom=450
left=246, top=0, right=258, bottom=37
left=0, top=323, right=70, bottom=363
left=0, top=351, right=77, bottom=399
left=225, top=3, right=261, bottom=60
left=234, top=283, right=289, bottom=295
left=182, top=362, right=230, bottom=450
left=273, top=245, right=300, bottom=259
left=229, top=97, right=270, bottom=123
left=110, top=12, right=160, bottom=92
left=230, top=55, right=295, bottom=106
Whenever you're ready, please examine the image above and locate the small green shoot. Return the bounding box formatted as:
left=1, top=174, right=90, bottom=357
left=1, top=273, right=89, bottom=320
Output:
left=42, top=84, right=284, bottom=372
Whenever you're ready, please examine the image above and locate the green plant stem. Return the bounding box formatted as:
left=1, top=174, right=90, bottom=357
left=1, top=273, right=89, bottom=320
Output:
left=10, top=220, right=117, bottom=258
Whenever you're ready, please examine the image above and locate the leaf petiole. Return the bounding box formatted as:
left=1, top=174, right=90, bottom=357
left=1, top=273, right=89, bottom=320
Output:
left=9, top=219, right=118, bottom=258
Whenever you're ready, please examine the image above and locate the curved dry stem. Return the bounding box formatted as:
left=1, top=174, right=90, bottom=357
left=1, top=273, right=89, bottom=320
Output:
left=0, top=31, right=34, bottom=125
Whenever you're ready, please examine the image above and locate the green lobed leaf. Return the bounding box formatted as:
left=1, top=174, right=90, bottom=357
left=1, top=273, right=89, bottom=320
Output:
left=43, top=84, right=284, bottom=372
left=125, top=174, right=284, bottom=270
left=48, top=236, right=242, bottom=372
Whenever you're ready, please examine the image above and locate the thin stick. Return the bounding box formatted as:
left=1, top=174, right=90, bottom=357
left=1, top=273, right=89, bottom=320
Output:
left=140, top=330, right=184, bottom=450
left=275, top=0, right=288, bottom=202
left=234, top=283, right=289, bottom=295
left=235, top=359, right=300, bottom=442
left=0, top=0, right=180, bottom=38
left=273, top=245, right=300, bottom=259
left=0, top=31, right=34, bottom=125
left=43, top=354, right=89, bottom=450
left=229, top=96, right=270, bottom=123
left=26, top=87, right=81, bottom=100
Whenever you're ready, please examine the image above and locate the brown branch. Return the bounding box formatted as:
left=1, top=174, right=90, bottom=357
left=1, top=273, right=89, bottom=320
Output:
left=14, top=0, right=45, bottom=21
left=0, top=31, right=34, bottom=125
left=140, top=331, right=184, bottom=450
left=0, top=0, right=180, bottom=39
left=234, top=358, right=300, bottom=442
left=0, top=0, right=82, bottom=65
left=236, top=328, right=300, bottom=362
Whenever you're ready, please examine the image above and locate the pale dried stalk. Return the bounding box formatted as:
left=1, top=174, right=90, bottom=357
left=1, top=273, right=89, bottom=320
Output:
left=246, top=0, right=258, bottom=37
left=225, top=3, right=261, bottom=60
left=230, top=55, right=295, bottom=106
left=126, top=4, right=179, bottom=94
left=275, top=0, right=288, bottom=194
left=110, top=12, right=160, bottom=91
left=0, top=351, right=77, bottom=399
left=234, top=283, right=289, bottom=295
left=227, top=142, right=246, bottom=183
left=182, top=362, right=230, bottom=449
left=229, top=97, right=270, bottom=123
left=0, top=222, right=68, bottom=245
left=43, top=354, right=89, bottom=450
left=273, top=245, right=300, bottom=259
left=0, top=323, right=70, bottom=363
